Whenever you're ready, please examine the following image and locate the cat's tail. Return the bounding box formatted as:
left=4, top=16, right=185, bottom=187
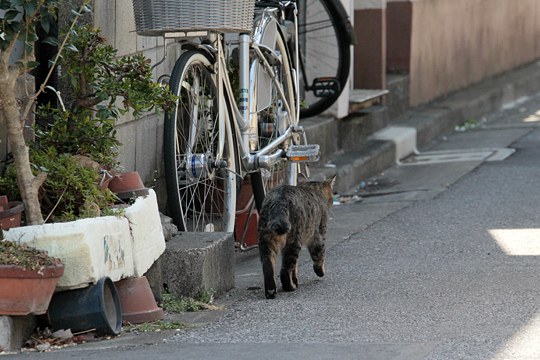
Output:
left=267, top=216, right=291, bottom=235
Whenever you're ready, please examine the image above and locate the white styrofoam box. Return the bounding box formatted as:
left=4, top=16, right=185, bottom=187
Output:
left=4, top=216, right=134, bottom=290
left=124, top=189, right=166, bottom=276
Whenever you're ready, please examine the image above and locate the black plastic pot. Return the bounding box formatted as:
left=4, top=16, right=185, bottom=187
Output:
left=47, top=277, right=122, bottom=336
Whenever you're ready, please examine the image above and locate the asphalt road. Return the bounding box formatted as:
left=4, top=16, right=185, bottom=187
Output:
left=6, top=95, right=540, bottom=359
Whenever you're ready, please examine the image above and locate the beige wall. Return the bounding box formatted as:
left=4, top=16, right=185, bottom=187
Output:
left=409, top=0, right=540, bottom=106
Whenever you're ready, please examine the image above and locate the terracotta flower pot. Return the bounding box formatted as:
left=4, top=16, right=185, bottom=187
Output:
left=0, top=264, right=64, bottom=315
left=115, top=276, right=164, bottom=324
left=108, top=171, right=149, bottom=200
left=235, top=178, right=259, bottom=249
left=0, top=201, right=24, bottom=230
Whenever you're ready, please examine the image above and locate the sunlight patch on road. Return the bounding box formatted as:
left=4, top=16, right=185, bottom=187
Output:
left=523, top=109, right=540, bottom=123
left=494, top=312, right=540, bottom=359
left=489, top=228, right=540, bottom=256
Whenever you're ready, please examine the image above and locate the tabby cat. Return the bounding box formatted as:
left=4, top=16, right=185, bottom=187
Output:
left=258, top=176, right=335, bottom=299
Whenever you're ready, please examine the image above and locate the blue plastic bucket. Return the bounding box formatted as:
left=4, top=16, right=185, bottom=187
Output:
left=47, top=277, right=122, bottom=336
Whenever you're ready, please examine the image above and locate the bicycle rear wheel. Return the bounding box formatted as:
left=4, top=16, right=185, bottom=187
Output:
left=164, top=50, right=237, bottom=232
left=297, top=0, right=355, bottom=118
left=251, top=23, right=299, bottom=211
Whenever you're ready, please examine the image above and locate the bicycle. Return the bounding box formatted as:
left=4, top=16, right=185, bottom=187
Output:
left=132, top=0, right=320, bottom=236
left=296, top=0, right=356, bottom=118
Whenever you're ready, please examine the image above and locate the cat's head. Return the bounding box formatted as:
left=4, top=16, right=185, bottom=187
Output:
left=321, top=174, right=336, bottom=207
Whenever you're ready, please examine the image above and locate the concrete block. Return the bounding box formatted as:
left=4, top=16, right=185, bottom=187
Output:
left=115, top=122, right=137, bottom=170
left=93, top=0, right=116, bottom=44
left=0, top=315, right=37, bottom=352
left=144, top=256, right=164, bottom=303
left=125, top=189, right=166, bottom=277
left=162, top=232, right=235, bottom=298
left=134, top=114, right=161, bottom=182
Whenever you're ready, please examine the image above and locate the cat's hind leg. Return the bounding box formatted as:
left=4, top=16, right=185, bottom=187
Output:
left=280, top=242, right=301, bottom=292
left=259, top=233, right=280, bottom=299
left=308, top=234, right=326, bottom=277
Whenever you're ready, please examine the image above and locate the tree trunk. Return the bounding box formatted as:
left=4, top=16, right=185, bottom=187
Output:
left=0, top=76, right=45, bottom=225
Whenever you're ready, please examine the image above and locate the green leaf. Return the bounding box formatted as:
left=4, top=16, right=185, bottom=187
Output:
left=23, top=2, right=36, bottom=15
left=42, top=36, right=58, bottom=46
left=4, top=9, right=19, bottom=21
left=26, top=60, right=39, bottom=69
left=40, top=18, right=50, bottom=33
left=65, top=44, right=78, bottom=52
left=26, top=32, right=38, bottom=42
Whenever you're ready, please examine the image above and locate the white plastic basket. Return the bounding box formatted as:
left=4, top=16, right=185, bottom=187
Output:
left=132, top=0, right=255, bottom=36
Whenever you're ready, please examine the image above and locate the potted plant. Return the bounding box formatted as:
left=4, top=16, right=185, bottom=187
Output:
left=0, top=239, right=64, bottom=315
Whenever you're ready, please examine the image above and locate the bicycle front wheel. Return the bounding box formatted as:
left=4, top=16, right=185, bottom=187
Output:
left=297, top=0, right=354, bottom=118
left=251, top=24, right=299, bottom=211
left=164, top=50, right=237, bottom=233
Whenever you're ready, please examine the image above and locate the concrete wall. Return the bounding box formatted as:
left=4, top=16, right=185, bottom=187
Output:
left=93, top=0, right=183, bottom=206
left=406, top=0, right=540, bottom=106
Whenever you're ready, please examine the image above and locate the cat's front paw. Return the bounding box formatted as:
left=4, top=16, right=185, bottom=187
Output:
left=313, top=264, right=325, bottom=277
left=265, top=287, right=277, bottom=299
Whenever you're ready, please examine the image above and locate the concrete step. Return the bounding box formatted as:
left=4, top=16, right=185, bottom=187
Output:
left=302, top=105, right=389, bottom=167
left=338, top=105, right=389, bottom=152
left=386, top=73, right=410, bottom=121
left=349, top=89, right=388, bottom=113
left=311, top=139, right=395, bottom=194
left=300, top=115, right=338, bottom=166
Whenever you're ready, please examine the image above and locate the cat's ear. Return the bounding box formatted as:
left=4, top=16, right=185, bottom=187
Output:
left=324, top=174, right=337, bottom=189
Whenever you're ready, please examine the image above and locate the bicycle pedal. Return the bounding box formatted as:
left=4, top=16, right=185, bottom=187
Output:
left=312, top=77, right=341, bottom=98
left=287, top=144, right=320, bottom=162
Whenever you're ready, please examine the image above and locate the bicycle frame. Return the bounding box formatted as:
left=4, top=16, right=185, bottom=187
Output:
left=190, top=2, right=301, bottom=181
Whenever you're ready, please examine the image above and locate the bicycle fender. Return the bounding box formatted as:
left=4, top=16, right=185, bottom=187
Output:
left=181, top=42, right=216, bottom=64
